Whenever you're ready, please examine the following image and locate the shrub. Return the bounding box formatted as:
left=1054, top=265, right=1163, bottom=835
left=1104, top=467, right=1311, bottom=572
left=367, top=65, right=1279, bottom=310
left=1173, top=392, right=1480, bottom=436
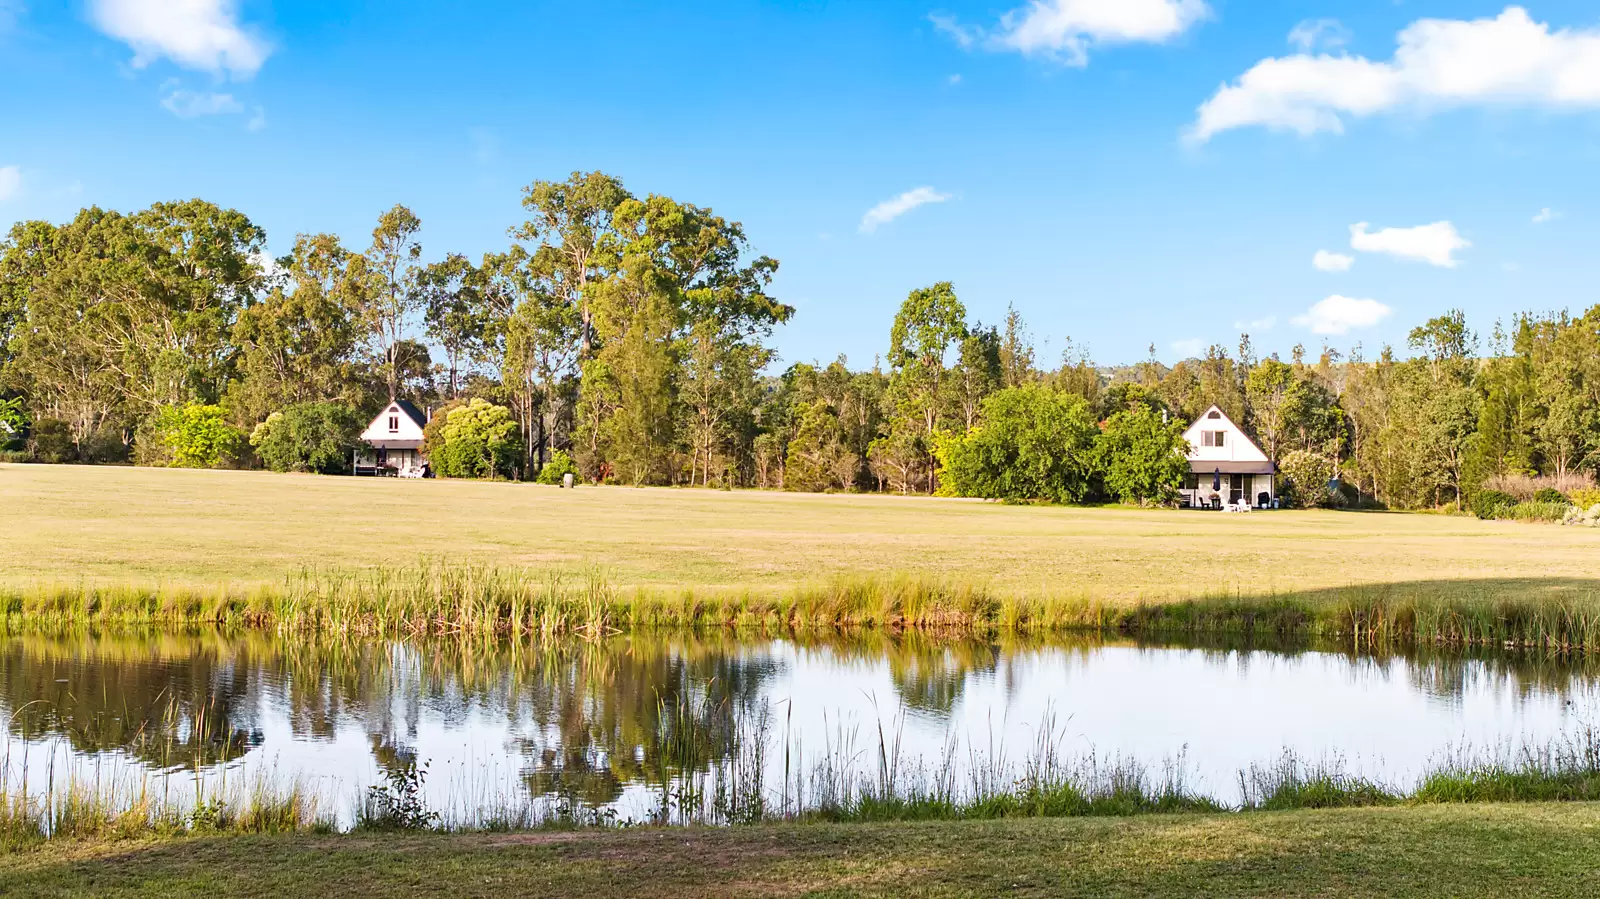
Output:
left=80, top=425, right=130, bottom=463
left=140, top=405, right=244, bottom=468
left=251, top=403, right=363, bottom=474
left=1480, top=471, right=1597, bottom=502
left=1532, top=487, right=1570, bottom=505
left=1569, top=488, right=1600, bottom=510
left=30, top=418, right=76, bottom=463
left=1510, top=501, right=1570, bottom=523
left=0, top=397, right=27, bottom=451
left=1278, top=450, right=1334, bottom=509
left=1471, top=490, right=1518, bottom=520
left=432, top=399, right=519, bottom=479
left=936, top=385, right=1099, bottom=504
left=1094, top=406, right=1188, bottom=505
left=535, top=449, right=580, bottom=485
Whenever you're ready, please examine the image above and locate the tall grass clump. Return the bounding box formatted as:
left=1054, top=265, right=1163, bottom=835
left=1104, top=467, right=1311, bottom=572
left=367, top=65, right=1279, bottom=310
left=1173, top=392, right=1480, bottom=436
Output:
left=6, top=562, right=1600, bottom=650
left=1412, top=728, right=1600, bottom=803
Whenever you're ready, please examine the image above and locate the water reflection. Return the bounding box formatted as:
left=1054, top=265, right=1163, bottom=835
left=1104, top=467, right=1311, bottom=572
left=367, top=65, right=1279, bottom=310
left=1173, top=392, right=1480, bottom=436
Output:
left=2, top=629, right=1597, bottom=814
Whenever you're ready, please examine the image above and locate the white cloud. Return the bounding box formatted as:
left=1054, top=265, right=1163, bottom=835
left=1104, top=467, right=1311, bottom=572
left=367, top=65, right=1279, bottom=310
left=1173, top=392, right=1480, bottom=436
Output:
left=1349, top=221, right=1470, bottom=267
left=1170, top=338, right=1205, bottom=357
left=997, top=0, right=1208, bottom=64
left=1190, top=7, right=1600, bottom=142
left=161, top=89, right=242, bottom=119
left=1232, top=316, right=1277, bottom=332
left=929, top=13, right=978, bottom=49
left=1312, top=250, right=1355, bottom=272
left=933, top=0, right=1207, bottom=66
left=1293, top=295, right=1393, bottom=335
left=90, top=0, right=271, bottom=78
left=859, top=187, right=951, bottom=234
left=947, top=73, right=963, bottom=86
left=246, top=105, right=266, bottom=131
left=1532, top=207, right=1558, bottom=224
left=1288, top=19, right=1350, bottom=53
left=0, top=166, right=20, bottom=202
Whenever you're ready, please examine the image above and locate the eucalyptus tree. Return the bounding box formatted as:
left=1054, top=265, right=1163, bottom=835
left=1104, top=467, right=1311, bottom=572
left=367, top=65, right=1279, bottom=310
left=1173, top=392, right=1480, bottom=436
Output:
left=879, top=281, right=967, bottom=492
left=418, top=253, right=487, bottom=399
left=513, top=171, right=630, bottom=362
left=359, top=204, right=425, bottom=400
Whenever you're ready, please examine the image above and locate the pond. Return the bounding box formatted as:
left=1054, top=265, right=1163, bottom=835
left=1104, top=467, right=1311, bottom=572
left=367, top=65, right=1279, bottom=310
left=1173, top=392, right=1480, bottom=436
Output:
left=3, top=630, right=1597, bottom=825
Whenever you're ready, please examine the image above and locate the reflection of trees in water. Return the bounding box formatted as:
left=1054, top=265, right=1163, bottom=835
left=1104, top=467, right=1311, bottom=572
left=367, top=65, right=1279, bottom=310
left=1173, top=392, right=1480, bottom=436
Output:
left=0, top=632, right=263, bottom=769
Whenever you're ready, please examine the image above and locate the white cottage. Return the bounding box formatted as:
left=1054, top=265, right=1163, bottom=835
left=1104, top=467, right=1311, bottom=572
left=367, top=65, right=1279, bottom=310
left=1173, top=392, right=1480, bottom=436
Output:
left=1179, top=405, right=1277, bottom=509
left=356, top=399, right=430, bottom=477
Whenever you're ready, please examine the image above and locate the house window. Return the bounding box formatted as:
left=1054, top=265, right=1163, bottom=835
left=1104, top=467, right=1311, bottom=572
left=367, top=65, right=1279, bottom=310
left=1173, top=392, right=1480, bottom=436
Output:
left=1207, top=410, right=1222, bottom=419
left=388, top=416, right=399, bottom=432
left=1202, top=431, right=1226, bottom=448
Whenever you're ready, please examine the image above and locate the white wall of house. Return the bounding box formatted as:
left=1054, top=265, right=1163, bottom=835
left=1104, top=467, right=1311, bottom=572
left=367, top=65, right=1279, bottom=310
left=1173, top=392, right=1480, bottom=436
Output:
left=360, top=403, right=426, bottom=445
left=1180, top=405, right=1277, bottom=508
left=1182, top=407, right=1271, bottom=467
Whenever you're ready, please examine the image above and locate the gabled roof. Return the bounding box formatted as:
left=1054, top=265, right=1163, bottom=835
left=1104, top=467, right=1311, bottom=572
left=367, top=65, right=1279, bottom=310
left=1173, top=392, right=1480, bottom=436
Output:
left=392, top=398, right=428, bottom=429
left=1183, top=404, right=1273, bottom=462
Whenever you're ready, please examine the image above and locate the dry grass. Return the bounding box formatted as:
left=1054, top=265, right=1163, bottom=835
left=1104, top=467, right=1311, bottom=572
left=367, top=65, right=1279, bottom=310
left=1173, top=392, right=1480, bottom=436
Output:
left=5, top=464, right=1600, bottom=603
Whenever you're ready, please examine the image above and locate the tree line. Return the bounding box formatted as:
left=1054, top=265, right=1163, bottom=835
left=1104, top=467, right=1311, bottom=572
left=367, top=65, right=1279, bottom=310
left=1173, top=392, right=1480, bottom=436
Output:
left=2, top=170, right=1598, bottom=509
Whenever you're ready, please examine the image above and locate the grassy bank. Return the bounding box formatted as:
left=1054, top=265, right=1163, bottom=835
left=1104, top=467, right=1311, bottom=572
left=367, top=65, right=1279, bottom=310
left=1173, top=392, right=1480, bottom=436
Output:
left=5, top=803, right=1600, bottom=898
left=8, top=563, right=1600, bottom=649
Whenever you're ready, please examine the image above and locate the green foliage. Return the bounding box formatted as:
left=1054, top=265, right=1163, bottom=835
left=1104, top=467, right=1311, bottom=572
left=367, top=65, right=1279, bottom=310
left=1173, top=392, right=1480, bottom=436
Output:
left=0, top=396, right=27, bottom=450
left=535, top=449, right=580, bottom=485
left=250, top=403, right=363, bottom=474
left=143, top=404, right=243, bottom=469
left=1569, top=488, right=1600, bottom=510
left=1095, top=406, right=1188, bottom=505
left=937, top=385, right=1099, bottom=504
left=432, top=399, right=519, bottom=479
left=1532, top=487, right=1569, bottom=505
left=1277, top=450, right=1334, bottom=509
left=1510, top=501, right=1569, bottom=523
left=1471, top=490, right=1518, bottom=520
left=30, top=418, right=75, bottom=463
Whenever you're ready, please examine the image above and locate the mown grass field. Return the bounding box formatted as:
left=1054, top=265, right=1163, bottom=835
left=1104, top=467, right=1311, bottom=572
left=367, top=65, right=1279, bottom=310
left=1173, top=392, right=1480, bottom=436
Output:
left=4, top=804, right=1600, bottom=898
left=4, top=463, right=1600, bottom=601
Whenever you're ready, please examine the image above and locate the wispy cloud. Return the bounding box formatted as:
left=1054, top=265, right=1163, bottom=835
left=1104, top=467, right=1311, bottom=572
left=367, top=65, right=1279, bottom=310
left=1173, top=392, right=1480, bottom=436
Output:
left=928, top=13, right=977, bottom=49
left=1287, top=18, right=1350, bottom=53
left=89, top=0, right=271, bottom=78
left=161, top=89, right=243, bottom=119
left=1170, top=338, right=1205, bottom=356
left=1232, top=316, right=1277, bottom=332
left=933, top=0, right=1207, bottom=66
left=0, top=165, right=20, bottom=202
left=859, top=186, right=951, bottom=234
left=1293, top=295, right=1392, bottom=335
left=246, top=105, right=266, bottom=131
left=1191, top=8, right=1600, bottom=143
left=1532, top=207, right=1559, bottom=224
left=1350, top=221, right=1470, bottom=268
left=1313, top=250, right=1354, bottom=272
left=0, top=0, right=25, bottom=35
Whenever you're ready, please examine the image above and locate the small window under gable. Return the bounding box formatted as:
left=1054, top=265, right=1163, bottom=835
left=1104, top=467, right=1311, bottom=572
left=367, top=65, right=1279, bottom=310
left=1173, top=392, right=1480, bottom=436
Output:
left=388, top=415, right=399, bottom=432
left=1202, top=430, right=1226, bottom=448
left=1207, top=410, right=1222, bottom=419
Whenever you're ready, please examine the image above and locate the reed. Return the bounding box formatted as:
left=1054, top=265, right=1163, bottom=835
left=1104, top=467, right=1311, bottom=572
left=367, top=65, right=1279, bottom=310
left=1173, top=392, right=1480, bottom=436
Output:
left=7, top=563, right=1600, bottom=650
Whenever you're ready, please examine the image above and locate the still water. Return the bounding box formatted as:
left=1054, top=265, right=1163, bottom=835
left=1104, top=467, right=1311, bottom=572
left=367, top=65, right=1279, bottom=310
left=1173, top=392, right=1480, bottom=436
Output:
left=3, top=630, right=1596, bottom=823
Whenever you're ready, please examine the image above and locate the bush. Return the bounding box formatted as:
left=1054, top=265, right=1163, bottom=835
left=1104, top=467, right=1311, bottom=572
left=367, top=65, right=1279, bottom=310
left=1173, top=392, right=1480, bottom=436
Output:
left=1094, top=406, right=1188, bottom=505
left=936, top=385, right=1099, bottom=504
left=1532, top=487, right=1570, bottom=505
left=535, top=449, right=580, bottom=485
left=1471, top=489, right=1518, bottom=520
left=1569, top=488, right=1600, bottom=510
left=432, top=399, right=519, bottom=480
left=0, top=397, right=27, bottom=451
left=1510, top=501, right=1569, bottom=523
left=1278, top=450, right=1334, bottom=509
left=30, top=418, right=76, bottom=463
left=141, top=405, right=244, bottom=468
left=251, top=403, right=363, bottom=474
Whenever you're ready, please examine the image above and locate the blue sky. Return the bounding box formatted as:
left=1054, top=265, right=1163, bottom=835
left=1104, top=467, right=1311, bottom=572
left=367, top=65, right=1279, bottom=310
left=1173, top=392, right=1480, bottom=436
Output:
left=2, top=1, right=1599, bottom=369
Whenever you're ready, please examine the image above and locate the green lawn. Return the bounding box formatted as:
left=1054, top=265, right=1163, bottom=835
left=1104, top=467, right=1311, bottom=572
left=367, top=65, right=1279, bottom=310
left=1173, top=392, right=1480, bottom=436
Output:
left=3, top=463, right=1600, bottom=601
left=5, top=804, right=1600, bottom=898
